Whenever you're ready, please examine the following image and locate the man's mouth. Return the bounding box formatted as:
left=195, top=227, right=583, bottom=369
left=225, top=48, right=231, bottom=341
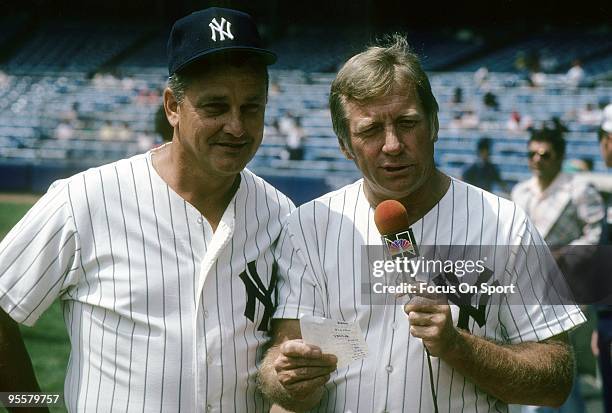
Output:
left=381, top=165, right=411, bottom=172
left=215, top=142, right=249, bottom=148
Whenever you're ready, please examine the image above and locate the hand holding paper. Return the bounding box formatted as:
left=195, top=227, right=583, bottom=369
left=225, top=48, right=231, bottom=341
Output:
left=299, top=315, right=369, bottom=368
left=273, top=339, right=337, bottom=401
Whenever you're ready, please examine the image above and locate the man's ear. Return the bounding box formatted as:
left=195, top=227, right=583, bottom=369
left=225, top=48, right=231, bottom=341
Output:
left=338, top=137, right=354, bottom=160
left=163, top=87, right=180, bottom=128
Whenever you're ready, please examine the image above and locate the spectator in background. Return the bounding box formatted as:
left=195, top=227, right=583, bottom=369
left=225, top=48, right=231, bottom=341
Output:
left=507, top=110, right=522, bottom=131
left=120, top=74, right=135, bottom=91
left=263, top=118, right=280, bottom=142
left=513, top=129, right=605, bottom=413
left=60, top=102, right=80, bottom=124
left=524, top=52, right=546, bottom=87
left=449, top=112, right=464, bottom=130
left=116, top=122, right=133, bottom=141
left=284, top=116, right=305, bottom=160
left=460, top=108, right=480, bottom=129
left=578, top=103, right=603, bottom=128
left=529, top=70, right=547, bottom=87
left=99, top=120, right=116, bottom=141
left=451, top=86, right=463, bottom=105
left=54, top=120, right=75, bottom=141
left=513, top=129, right=604, bottom=246
left=278, top=110, right=296, bottom=136
left=147, top=88, right=161, bottom=105
left=462, top=137, right=507, bottom=192
left=279, top=111, right=305, bottom=160
left=506, top=110, right=533, bottom=131
left=449, top=109, right=480, bottom=130
left=483, top=90, right=499, bottom=110
left=473, top=66, right=489, bottom=87
left=269, top=79, right=281, bottom=96
left=136, top=130, right=157, bottom=152
left=566, top=59, right=585, bottom=87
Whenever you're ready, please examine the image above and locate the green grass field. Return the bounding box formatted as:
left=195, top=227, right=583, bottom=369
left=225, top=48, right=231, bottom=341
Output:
left=0, top=198, right=70, bottom=413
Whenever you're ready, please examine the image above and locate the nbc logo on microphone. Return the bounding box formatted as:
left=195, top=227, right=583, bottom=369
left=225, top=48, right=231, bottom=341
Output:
left=383, top=230, right=418, bottom=259
left=388, top=239, right=412, bottom=256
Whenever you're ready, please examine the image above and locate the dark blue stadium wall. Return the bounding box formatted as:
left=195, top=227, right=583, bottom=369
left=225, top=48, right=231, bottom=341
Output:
left=262, top=175, right=334, bottom=206
left=0, top=162, right=335, bottom=205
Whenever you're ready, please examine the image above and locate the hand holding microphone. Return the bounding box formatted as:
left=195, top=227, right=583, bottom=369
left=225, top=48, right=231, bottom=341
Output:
left=374, top=200, right=459, bottom=358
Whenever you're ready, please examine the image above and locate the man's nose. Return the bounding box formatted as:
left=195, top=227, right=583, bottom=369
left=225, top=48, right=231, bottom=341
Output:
left=382, top=127, right=403, bottom=155
left=223, top=109, right=245, bottom=137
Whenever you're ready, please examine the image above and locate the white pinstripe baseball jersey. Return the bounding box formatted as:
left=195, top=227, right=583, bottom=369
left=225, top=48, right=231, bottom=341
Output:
left=273, top=177, right=585, bottom=413
left=0, top=151, right=294, bottom=412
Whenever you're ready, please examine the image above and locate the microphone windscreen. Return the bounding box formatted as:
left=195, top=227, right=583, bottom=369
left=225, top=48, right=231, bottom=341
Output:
left=374, top=200, right=410, bottom=235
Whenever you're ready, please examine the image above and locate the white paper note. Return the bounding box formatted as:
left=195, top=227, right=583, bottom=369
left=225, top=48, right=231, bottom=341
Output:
left=299, top=315, right=368, bottom=368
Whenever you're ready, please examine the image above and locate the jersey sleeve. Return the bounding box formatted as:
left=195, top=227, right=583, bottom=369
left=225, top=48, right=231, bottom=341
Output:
left=0, top=181, right=82, bottom=326
left=273, top=217, right=327, bottom=320
left=498, top=212, right=586, bottom=343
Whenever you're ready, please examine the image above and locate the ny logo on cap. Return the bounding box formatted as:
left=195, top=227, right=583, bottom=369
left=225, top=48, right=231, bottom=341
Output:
left=209, top=17, right=234, bottom=42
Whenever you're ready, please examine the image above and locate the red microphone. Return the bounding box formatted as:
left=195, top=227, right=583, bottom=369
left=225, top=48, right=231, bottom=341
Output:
left=374, top=200, right=418, bottom=259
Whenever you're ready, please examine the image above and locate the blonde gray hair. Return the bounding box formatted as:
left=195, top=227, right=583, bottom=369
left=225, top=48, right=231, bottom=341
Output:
left=329, top=34, right=439, bottom=150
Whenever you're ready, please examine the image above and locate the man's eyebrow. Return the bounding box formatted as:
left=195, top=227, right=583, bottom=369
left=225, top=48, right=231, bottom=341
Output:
left=196, top=95, right=228, bottom=105
left=353, top=119, right=377, bottom=132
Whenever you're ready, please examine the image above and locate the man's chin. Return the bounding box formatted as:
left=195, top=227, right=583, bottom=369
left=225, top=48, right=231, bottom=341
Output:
left=367, top=180, right=419, bottom=202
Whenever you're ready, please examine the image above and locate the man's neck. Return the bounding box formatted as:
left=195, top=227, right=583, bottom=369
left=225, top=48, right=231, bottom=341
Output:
left=536, top=171, right=561, bottom=193
left=152, top=143, right=240, bottom=231
left=402, top=171, right=451, bottom=225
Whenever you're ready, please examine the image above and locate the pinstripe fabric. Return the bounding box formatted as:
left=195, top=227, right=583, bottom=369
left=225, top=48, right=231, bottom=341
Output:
left=273, top=178, right=585, bottom=413
left=0, top=151, right=294, bottom=412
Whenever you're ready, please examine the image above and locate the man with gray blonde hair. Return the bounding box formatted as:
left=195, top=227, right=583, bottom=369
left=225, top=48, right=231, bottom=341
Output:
left=329, top=34, right=439, bottom=151
left=258, top=35, right=583, bottom=412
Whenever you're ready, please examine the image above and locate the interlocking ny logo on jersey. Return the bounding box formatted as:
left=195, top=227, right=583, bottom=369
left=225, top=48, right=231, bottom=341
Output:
left=433, top=266, right=497, bottom=330
left=238, top=261, right=277, bottom=332
left=209, top=17, right=234, bottom=41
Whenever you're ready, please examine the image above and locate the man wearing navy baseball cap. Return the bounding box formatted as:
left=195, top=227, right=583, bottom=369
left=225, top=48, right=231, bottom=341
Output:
left=152, top=8, right=295, bottom=412
left=0, top=7, right=294, bottom=412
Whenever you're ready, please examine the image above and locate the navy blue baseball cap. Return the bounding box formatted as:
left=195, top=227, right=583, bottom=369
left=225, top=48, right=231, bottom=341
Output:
left=167, top=7, right=277, bottom=76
